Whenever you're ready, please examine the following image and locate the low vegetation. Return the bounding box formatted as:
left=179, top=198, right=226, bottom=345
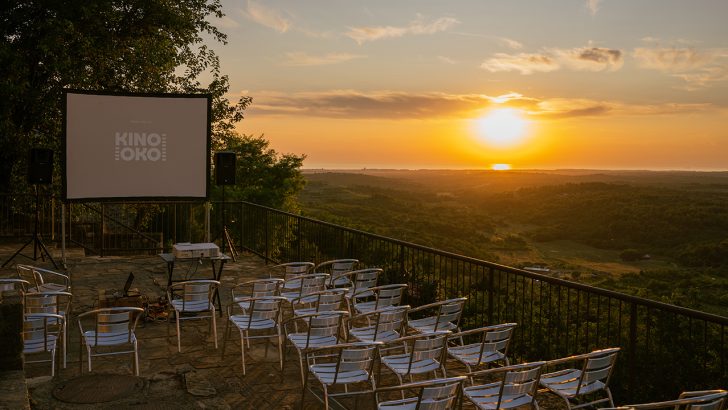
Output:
left=297, top=169, right=728, bottom=316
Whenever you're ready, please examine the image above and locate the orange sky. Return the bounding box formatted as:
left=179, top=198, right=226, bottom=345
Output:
left=209, top=1, right=728, bottom=170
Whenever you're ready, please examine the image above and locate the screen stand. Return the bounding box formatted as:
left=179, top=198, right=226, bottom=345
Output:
left=2, top=185, right=58, bottom=269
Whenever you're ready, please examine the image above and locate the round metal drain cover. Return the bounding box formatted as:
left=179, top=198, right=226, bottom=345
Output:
left=53, top=374, right=144, bottom=403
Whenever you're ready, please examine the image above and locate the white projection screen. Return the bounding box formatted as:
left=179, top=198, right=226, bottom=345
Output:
left=63, top=91, right=211, bottom=201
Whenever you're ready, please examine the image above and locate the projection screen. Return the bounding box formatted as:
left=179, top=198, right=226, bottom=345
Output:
left=63, top=91, right=211, bottom=201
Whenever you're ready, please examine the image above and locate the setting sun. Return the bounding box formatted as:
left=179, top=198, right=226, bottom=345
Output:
left=477, top=108, right=529, bottom=148
left=491, top=163, right=512, bottom=171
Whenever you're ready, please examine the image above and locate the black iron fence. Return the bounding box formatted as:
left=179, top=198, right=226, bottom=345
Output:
left=1, top=195, right=726, bottom=402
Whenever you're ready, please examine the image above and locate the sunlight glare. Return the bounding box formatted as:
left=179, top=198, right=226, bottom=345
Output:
left=477, top=108, right=529, bottom=148
left=491, top=163, right=512, bottom=171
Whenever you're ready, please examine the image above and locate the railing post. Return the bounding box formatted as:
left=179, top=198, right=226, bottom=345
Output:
left=264, top=208, right=270, bottom=262
left=628, top=301, right=638, bottom=397
left=399, top=244, right=406, bottom=282
left=100, top=203, right=105, bottom=257
left=488, top=267, right=494, bottom=325
left=297, top=217, right=302, bottom=260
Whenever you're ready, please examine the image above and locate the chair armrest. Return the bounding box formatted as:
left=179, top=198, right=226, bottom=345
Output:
left=407, top=297, right=467, bottom=315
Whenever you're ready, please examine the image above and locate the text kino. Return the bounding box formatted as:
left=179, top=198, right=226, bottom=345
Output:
left=115, top=132, right=167, bottom=162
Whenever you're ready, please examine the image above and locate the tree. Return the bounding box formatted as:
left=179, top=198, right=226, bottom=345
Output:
left=0, top=1, right=303, bottom=205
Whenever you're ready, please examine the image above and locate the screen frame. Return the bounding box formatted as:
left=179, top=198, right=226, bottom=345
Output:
left=62, top=89, right=212, bottom=202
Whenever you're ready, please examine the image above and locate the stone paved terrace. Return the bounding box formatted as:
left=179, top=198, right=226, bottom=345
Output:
left=0, top=242, right=567, bottom=410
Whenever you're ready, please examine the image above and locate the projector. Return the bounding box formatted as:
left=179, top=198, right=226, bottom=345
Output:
left=172, top=242, right=220, bottom=259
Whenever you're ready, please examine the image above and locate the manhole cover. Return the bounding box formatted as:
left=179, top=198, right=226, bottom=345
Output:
left=52, top=374, right=145, bottom=403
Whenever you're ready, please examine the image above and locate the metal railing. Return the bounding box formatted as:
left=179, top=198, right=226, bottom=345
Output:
left=0, top=195, right=725, bottom=402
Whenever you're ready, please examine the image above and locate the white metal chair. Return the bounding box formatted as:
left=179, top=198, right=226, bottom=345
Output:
left=349, top=305, right=410, bottom=345
left=375, top=376, right=466, bottom=410
left=280, top=273, right=329, bottom=305
left=230, top=278, right=284, bottom=312
left=284, top=310, right=349, bottom=385
left=77, top=307, right=144, bottom=376
left=291, top=288, right=348, bottom=318
left=24, top=290, right=72, bottom=368
left=302, top=341, right=381, bottom=410
left=0, top=278, right=30, bottom=297
left=167, top=279, right=220, bottom=352
left=221, top=295, right=287, bottom=375
left=539, top=347, right=621, bottom=410
left=379, top=331, right=451, bottom=389
left=267, top=261, right=315, bottom=291
left=407, top=297, right=467, bottom=334
left=315, top=259, right=359, bottom=288
left=447, top=323, right=517, bottom=373
left=17, top=264, right=71, bottom=293
left=337, top=268, right=381, bottom=300
left=22, top=313, right=65, bottom=377
left=463, top=361, right=546, bottom=410
left=605, top=390, right=728, bottom=410
left=351, top=283, right=408, bottom=315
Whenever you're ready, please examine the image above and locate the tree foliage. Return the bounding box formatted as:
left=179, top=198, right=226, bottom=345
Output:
left=0, top=1, right=303, bottom=206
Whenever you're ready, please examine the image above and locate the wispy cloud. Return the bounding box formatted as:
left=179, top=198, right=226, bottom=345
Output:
left=551, top=47, right=623, bottom=71
left=245, top=90, right=710, bottom=120
left=481, top=46, right=623, bottom=74
left=633, top=46, right=728, bottom=89
left=499, top=38, right=524, bottom=50
left=481, top=53, right=560, bottom=75
left=437, top=56, right=458, bottom=65
left=586, top=0, right=601, bottom=16
left=346, top=15, right=459, bottom=45
left=243, top=0, right=291, bottom=33
left=283, top=52, right=365, bottom=66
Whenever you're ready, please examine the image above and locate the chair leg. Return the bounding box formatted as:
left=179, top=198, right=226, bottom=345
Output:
left=240, top=329, right=247, bottom=375
left=277, top=332, right=284, bottom=371
left=78, top=337, right=83, bottom=374
left=176, top=314, right=182, bottom=352
left=212, top=312, right=218, bottom=349
left=133, top=340, right=140, bottom=376
left=62, top=321, right=67, bottom=369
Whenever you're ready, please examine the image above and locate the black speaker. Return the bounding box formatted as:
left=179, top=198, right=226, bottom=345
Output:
left=215, top=151, right=236, bottom=185
left=28, top=148, right=53, bottom=184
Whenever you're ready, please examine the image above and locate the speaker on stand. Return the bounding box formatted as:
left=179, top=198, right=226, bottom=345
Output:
left=2, top=148, right=58, bottom=268
left=214, top=151, right=238, bottom=261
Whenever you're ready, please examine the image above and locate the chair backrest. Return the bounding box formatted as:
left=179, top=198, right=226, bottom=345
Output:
left=396, top=332, right=449, bottom=375
left=431, top=298, right=466, bottom=332
left=16, top=264, right=41, bottom=290
left=241, top=296, right=286, bottom=327
left=481, top=361, right=545, bottom=409
left=269, top=262, right=315, bottom=281
left=24, top=291, right=72, bottom=317
left=353, top=284, right=408, bottom=312
left=78, top=307, right=144, bottom=346
left=316, top=259, right=359, bottom=285
left=331, top=343, right=379, bottom=384
left=23, top=313, right=64, bottom=353
left=292, top=288, right=346, bottom=313
left=169, top=280, right=219, bottom=312
left=355, top=306, right=409, bottom=341
left=575, top=347, right=620, bottom=396
left=290, top=273, right=329, bottom=300
left=0, top=278, right=30, bottom=297
left=345, top=268, right=381, bottom=295
left=415, top=377, right=465, bottom=410
left=605, top=390, right=728, bottom=410
left=232, top=278, right=283, bottom=301
left=478, top=323, right=516, bottom=362
left=300, top=311, right=347, bottom=348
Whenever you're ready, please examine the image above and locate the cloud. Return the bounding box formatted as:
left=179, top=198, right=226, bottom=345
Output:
left=437, top=56, right=457, bottom=65
left=586, top=0, right=601, bottom=16
left=481, top=46, right=623, bottom=74
left=480, top=53, right=560, bottom=75
left=283, top=52, right=365, bottom=66
left=633, top=46, right=728, bottom=89
left=346, top=15, right=459, bottom=44
left=552, top=47, right=623, bottom=71
left=499, top=38, right=524, bottom=50
left=245, top=90, right=710, bottom=120
left=244, top=0, right=291, bottom=33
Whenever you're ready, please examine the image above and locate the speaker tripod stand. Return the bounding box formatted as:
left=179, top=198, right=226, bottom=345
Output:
left=220, top=185, right=238, bottom=262
left=2, top=185, right=58, bottom=269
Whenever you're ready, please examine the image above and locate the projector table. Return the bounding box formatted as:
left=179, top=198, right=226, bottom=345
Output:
left=159, top=252, right=231, bottom=316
